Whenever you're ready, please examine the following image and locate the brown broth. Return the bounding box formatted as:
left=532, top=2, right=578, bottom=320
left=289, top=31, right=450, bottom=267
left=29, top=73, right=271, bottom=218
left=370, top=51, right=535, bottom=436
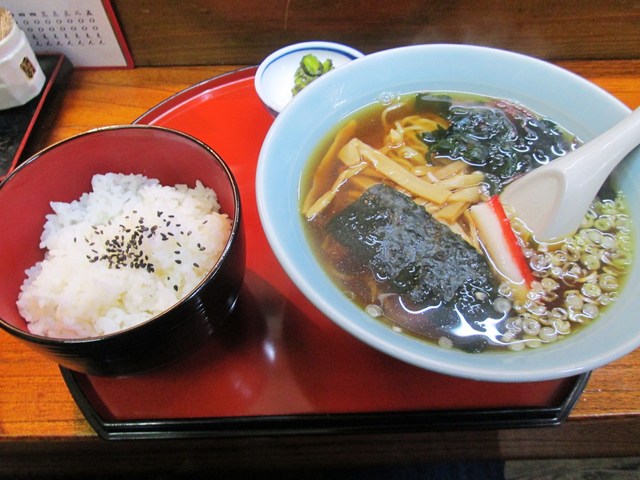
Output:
left=302, top=91, right=632, bottom=353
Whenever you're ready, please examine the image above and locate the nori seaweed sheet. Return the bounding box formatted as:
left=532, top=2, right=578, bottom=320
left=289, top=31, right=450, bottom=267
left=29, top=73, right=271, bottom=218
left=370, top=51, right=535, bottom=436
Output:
left=327, top=184, right=499, bottom=350
left=328, top=183, right=494, bottom=303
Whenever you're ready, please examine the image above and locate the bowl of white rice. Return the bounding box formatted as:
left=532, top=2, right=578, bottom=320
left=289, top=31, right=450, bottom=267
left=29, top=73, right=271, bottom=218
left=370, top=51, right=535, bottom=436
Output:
left=0, top=125, right=245, bottom=376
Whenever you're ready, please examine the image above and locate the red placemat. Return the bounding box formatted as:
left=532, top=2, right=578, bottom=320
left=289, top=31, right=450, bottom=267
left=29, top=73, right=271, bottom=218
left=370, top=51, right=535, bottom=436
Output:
left=61, top=67, right=589, bottom=440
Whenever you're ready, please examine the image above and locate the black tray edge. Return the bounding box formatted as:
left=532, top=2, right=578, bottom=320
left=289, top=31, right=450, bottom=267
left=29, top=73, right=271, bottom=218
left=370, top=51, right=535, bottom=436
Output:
left=19, top=54, right=74, bottom=163
left=60, top=367, right=591, bottom=441
left=0, top=54, right=74, bottom=179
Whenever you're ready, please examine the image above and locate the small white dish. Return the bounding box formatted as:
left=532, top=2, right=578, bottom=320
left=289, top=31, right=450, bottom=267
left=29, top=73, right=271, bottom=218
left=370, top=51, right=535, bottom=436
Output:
left=254, top=41, right=364, bottom=116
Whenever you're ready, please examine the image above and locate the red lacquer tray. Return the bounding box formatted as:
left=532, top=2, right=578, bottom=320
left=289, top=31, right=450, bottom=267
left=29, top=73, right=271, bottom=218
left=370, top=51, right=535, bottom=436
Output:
left=61, top=67, right=589, bottom=440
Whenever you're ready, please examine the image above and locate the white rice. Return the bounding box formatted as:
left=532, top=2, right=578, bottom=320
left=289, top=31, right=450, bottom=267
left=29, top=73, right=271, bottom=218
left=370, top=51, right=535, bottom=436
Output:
left=17, top=173, right=232, bottom=338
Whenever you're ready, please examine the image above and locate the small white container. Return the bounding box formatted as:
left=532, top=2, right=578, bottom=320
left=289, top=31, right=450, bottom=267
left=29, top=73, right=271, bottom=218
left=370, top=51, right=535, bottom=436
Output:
left=0, top=9, right=45, bottom=110
left=255, top=41, right=364, bottom=116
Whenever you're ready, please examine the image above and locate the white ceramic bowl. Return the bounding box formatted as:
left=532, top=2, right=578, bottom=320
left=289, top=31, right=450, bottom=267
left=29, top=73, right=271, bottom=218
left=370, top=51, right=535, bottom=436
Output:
left=254, top=41, right=364, bottom=115
left=256, top=44, right=639, bottom=382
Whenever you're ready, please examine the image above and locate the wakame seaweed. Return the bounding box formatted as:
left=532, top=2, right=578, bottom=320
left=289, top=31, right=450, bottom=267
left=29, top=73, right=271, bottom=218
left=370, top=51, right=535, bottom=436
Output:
left=327, top=184, right=499, bottom=351
left=414, top=92, right=453, bottom=119
left=414, top=93, right=578, bottom=195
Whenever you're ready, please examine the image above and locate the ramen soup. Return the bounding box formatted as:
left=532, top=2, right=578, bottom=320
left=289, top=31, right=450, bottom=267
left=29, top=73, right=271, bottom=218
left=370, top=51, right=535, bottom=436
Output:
left=302, top=92, right=633, bottom=353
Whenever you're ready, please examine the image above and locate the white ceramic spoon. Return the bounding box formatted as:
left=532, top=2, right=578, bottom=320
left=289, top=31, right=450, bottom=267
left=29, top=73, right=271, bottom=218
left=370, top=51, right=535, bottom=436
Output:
left=500, top=107, right=640, bottom=242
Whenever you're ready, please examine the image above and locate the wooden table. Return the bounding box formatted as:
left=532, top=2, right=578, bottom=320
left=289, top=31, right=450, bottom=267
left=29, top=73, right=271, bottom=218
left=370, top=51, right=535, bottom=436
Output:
left=1, top=61, right=640, bottom=477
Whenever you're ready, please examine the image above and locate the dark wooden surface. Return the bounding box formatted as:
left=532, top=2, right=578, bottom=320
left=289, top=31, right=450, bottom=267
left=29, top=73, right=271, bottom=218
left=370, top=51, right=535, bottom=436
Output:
left=110, top=0, right=640, bottom=66
left=1, top=418, right=640, bottom=476
left=0, top=60, right=639, bottom=477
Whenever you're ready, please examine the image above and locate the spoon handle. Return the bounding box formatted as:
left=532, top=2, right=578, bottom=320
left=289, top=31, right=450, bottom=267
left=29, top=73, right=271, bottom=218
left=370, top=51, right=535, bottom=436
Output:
left=546, top=107, right=640, bottom=239
left=500, top=107, right=640, bottom=241
left=558, top=107, right=640, bottom=177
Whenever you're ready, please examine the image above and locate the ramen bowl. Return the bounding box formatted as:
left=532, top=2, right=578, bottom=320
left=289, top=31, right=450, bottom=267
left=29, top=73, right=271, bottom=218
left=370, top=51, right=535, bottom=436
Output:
left=256, top=44, right=640, bottom=383
left=0, top=125, right=245, bottom=376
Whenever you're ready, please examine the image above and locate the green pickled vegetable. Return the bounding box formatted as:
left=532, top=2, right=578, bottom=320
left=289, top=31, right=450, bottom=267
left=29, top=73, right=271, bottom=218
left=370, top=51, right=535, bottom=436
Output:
left=292, top=54, right=334, bottom=96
